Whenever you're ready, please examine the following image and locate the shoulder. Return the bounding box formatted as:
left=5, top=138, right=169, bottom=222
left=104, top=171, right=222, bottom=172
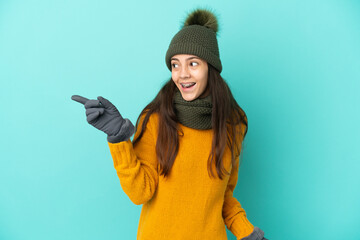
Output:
left=228, top=116, right=247, bottom=139
left=136, top=111, right=160, bottom=136
left=237, top=114, right=248, bottom=144
left=138, top=111, right=159, bottom=124
left=143, top=112, right=160, bottom=131
left=226, top=115, right=247, bottom=157
left=149, top=111, right=160, bottom=124
left=241, top=114, right=248, bottom=138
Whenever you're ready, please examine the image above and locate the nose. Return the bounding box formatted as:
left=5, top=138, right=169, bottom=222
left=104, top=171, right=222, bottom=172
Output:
left=180, top=65, right=190, bottom=79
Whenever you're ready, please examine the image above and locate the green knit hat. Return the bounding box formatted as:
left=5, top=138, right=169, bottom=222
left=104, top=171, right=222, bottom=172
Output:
left=165, top=8, right=222, bottom=73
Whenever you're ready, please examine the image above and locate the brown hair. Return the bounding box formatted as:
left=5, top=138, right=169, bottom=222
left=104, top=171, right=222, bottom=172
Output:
left=133, top=64, right=248, bottom=180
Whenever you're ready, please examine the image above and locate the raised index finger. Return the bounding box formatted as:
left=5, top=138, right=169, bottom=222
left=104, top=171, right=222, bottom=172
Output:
left=71, top=95, right=89, bottom=105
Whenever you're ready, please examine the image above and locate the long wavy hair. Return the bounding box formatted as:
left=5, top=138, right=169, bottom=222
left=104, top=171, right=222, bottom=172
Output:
left=132, top=64, right=248, bottom=180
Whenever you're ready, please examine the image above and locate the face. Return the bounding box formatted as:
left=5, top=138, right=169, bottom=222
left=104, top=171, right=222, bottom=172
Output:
left=171, top=54, right=209, bottom=101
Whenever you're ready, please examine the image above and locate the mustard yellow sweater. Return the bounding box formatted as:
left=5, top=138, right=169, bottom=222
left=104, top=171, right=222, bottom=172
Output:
left=107, top=112, right=255, bottom=239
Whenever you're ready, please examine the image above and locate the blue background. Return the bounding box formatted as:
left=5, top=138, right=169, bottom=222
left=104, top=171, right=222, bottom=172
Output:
left=1, top=0, right=359, bottom=239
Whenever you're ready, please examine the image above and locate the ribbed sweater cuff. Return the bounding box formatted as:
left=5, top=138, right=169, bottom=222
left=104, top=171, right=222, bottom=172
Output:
left=239, top=227, right=265, bottom=240
left=107, top=139, right=138, bottom=169
left=107, top=134, right=130, bottom=143
left=229, top=216, right=254, bottom=239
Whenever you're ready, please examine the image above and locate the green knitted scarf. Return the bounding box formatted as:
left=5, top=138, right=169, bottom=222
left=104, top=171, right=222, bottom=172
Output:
left=173, top=88, right=213, bottom=130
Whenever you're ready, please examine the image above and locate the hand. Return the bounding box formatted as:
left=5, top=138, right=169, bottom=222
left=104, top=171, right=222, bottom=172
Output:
left=71, top=95, right=134, bottom=142
left=238, top=226, right=266, bottom=240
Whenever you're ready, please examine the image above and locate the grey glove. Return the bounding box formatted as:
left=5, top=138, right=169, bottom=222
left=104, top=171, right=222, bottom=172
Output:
left=71, top=95, right=134, bottom=143
left=240, top=226, right=266, bottom=240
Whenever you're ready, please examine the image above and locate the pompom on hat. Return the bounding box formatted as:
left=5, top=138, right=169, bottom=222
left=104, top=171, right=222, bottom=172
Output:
left=165, top=8, right=222, bottom=73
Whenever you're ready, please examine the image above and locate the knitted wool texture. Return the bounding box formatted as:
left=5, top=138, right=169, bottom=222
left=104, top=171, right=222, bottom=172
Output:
left=165, top=24, right=222, bottom=73
left=107, top=112, right=255, bottom=239
left=173, top=88, right=213, bottom=130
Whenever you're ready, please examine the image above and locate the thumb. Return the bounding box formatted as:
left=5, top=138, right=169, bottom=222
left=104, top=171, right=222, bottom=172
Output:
left=97, top=96, right=115, bottom=109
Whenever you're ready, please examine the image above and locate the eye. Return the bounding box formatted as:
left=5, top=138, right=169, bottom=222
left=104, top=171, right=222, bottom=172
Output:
left=190, top=62, right=199, bottom=66
left=171, top=63, right=178, bottom=68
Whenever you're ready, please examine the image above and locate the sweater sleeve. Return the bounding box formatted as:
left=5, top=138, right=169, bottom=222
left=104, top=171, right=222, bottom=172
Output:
left=107, top=113, right=159, bottom=205
left=222, top=121, right=255, bottom=239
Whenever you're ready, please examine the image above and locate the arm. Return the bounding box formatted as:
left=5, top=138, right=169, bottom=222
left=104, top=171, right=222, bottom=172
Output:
left=71, top=95, right=158, bottom=205
left=222, top=122, right=266, bottom=240
left=107, top=113, right=159, bottom=205
left=222, top=152, right=256, bottom=239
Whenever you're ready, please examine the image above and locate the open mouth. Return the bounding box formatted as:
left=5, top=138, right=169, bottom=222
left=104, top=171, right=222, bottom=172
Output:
left=180, top=82, right=196, bottom=90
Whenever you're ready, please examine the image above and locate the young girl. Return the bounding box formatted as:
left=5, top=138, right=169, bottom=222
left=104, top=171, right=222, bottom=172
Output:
left=72, top=8, right=267, bottom=240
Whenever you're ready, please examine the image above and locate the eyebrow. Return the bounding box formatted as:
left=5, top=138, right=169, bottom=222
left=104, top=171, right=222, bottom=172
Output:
left=171, top=56, right=200, bottom=61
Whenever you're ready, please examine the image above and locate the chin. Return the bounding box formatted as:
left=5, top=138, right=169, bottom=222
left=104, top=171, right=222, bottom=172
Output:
left=181, top=93, right=198, bottom=101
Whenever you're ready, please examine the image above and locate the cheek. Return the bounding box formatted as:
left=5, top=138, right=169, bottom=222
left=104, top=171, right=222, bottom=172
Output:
left=195, top=67, right=208, bottom=84
left=199, top=73, right=208, bottom=86
left=171, top=72, right=177, bottom=81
